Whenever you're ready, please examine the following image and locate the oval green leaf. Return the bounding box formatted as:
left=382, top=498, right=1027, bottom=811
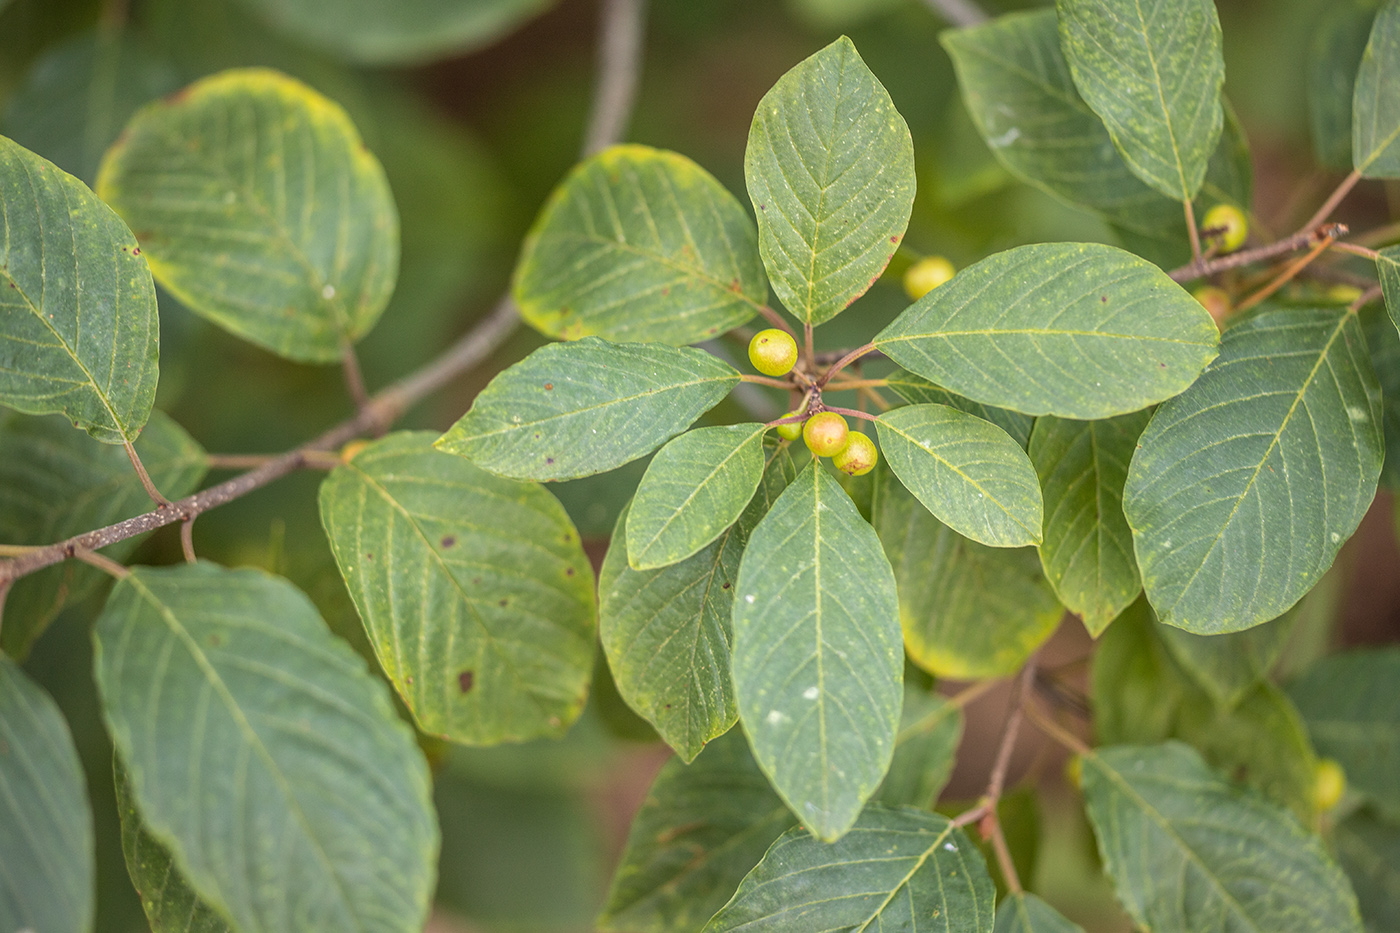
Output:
left=515, top=145, right=766, bottom=346
left=1377, top=246, right=1400, bottom=338
left=744, top=36, right=914, bottom=325
left=877, top=403, right=1043, bottom=547
left=1157, top=611, right=1295, bottom=709
left=626, top=423, right=768, bottom=570
left=703, top=806, right=995, bottom=933
left=731, top=460, right=903, bottom=841
left=1056, top=0, right=1225, bottom=201
left=93, top=562, right=438, bottom=933
left=1029, top=411, right=1149, bottom=636
left=0, top=134, right=158, bottom=443
left=0, top=656, right=94, bottom=933
left=875, top=243, right=1219, bottom=419
left=1124, top=307, right=1383, bottom=633
left=877, top=688, right=963, bottom=809
left=0, top=409, right=207, bottom=658
left=1354, top=0, right=1400, bottom=177
left=996, top=893, right=1085, bottom=933
left=885, top=367, right=1033, bottom=448
left=1309, top=2, right=1377, bottom=171
left=1334, top=808, right=1400, bottom=933
left=1082, top=742, right=1363, bottom=933
left=436, top=337, right=739, bottom=482
left=97, top=68, right=398, bottom=362
left=319, top=431, right=596, bottom=745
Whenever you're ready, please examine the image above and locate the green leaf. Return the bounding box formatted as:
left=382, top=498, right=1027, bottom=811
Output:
left=0, top=409, right=207, bottom=658
left=627, top=424, right=768, bottom=570
left=1029, top=411, right=1149, bottom=636
left=872, top=462, right=1061, bottom=679
left=0, top=134, right=158, bottom=443
left=1124, top=307, right=1383, bottom=633
left=233, top=0, right=554, bottom=64
left=876, top=403, right=1044, bottom=548
left=1288, top=648, right=1400, bottom=813
left=1056, top=0, right=1225, bottom=201
left=1377, top=246, right=1400, bottom=339
left=1082, top=742, right=1362, bottom=933
left=0, top=656, right=93, bottom=933
left=703, top=806, right=995, bottom=932
left=1334, top=808, right=1400, bottom=933
left=597, top=730, right=793, bottom=933
left=436, top=337, right=739, bottom=482
left=0, top=30, right=179, bottom=185
left=731, top=460, right=903, bottom=841
left=318, top=431, right=596, bottom=744
left=514, top=145, right=766, bottom=346
left=885, top=368, right=1033, bottom=448
left=744, top=36, right=914, bottom=325
left=876, top=688, right=963, bottom=809
left=601, top=447, right=796, bottom=761
left=115, top=759, right=231, bottom=933
left=1309, top=1, right=1379, bottom=171
left=93, top=563, right=438, bottom=933
left=995, top=893, right=1085, bottom=933
left=96, top=68, right=398, bottom=362
left=1354, top=0, right=1400, bottom=177
left=1361, top=302, right=1400, bottom=489
left=1157, top=613, right=1296, bottom=709
left=875, top=242, right=1219, bottom=419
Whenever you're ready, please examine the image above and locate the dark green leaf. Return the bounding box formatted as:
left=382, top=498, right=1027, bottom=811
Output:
left=885, top=368, right=1033, bottom=448
left=1124, top=307, right=1383, bottom=633
left=1354, top=0, right=1400, bottom=176
left=995, top=893, right=1085, bottom=933
left=597, top=731, right=793, bottom=933
left=0, top=409, right=207, bottom=657
left=1157, top=613, right=1296, bottom=708
left=627, top=424, right=767, bottom=570
left=703, top=806, right=995, bottom=932
left=93, top=562, right=438, bottom=933
left=872, top=461, right=1062, bottom=679
left=97, top=68, right=398, bottom=362
left=731, top=460, right=903, bottom=841
left=0, top=656, right=93, bottom=933
left=1029, top=412, right=1149, bottom=636
left=1309, top=1, right=1378, bottom=170
left=1288, top=648, right=1400, bottom=813
left=1083, top=742, right=1362, bottom=933
left=600, top=447, right=797, bottom=761
left=875, top=243, right=1219, bottom=419
left=514, top=144, right=765, bottom=346
left=745, top=36, right=914, bottom=325
left=876, top=688, right=962, bottom=809
left=876, top=403, right=1043, bottom=547
left=1361, top=302, right=1400, bottom=489
left=319, top=431, right=596, bottom=744
left=437, top=337, right=739, bottom=482
left=1377, top=246, right=1400, bottom=340
left=1056, top=0, right=1224, bottom=200
left=1334, top=808, right=1400, bottom=933
left=0, top=134, right=158, bottom=443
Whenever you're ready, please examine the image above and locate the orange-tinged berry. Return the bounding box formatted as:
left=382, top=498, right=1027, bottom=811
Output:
left=749, top=328, right=798, bottom=376
left=832, top=431, right=877, bottom=476
left=803, top=411, right=849, bottom=457
left=903, top=256, right=956, bottom=300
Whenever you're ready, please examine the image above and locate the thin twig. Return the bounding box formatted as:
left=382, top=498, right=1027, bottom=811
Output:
left=1236, top=231, right=1339, bottom=313
left=816, top=342, right=877, bottom=388
left=820, top=404, right=879, bottom=423
left=1330, top=240, right=1381, bottom=261
left=205, top=453, right=279, bottom=470
left=1184, top=198, right=1203, bottom=266
left=803, top=323, right=815, bottom=370
left=73, top=548, right=130, bottom=580
left=756, top=305, right=796, bottom=337
left=814, top=346, right=888, bottom=366
left=918, top=0, right=988, bottom=27
left=1299, top=169, right=1362, bottom=235
left=1352, top=220, right=1400, bottom=249
left=180, top=517, right=197, bottom=564
left=1168, top=225, right=1347, bottom=283
left=582, top=0, right=646, bottom=158
left=1023, top=697, right=1092, bottom=756
left=0, top=545, right=40, bottom=557
left=340, top=340, right=370, bottom=413
left=824, top=378, right=888, bottom=391
left=740, top=373, right=796, bottom=390
left=123, top=439, right=171, bottom=507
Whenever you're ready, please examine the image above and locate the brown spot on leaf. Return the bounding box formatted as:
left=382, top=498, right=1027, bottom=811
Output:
left=498, top=598, right=509, bottom=607
left=441, top=535, right=456, bottom=549
left=565, top=567, right=575, bottom=576
left=458, top=671, right=474, bottom=693
left=546, top=457, right=555, bottom=465
left=890, top=235, right=899, bottom=243
left=1101, top=295, right=1108, bottom=302
left=722, top=582, right=731, bottom=589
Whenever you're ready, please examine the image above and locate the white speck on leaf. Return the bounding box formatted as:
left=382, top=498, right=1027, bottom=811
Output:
left=321, top=284, right=336, bottom=300
left=745, top=594, right=755, bottom=603
left=767, top=710, right=788, bottom=725
left=1347, top=406, right=1368, bottom=423
left=943, top=842, right=956, bottom=851
left=1331, top=532, right=1341, bottom=543
left=803, top=686, right=818, bottom=700
left=989, top=127, right=1020, bottom=147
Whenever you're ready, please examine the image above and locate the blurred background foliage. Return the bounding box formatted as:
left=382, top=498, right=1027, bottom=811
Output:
left=0, top=0, right=1386, bottom=930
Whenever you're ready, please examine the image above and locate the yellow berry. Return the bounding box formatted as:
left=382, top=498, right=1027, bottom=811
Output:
left=832, top=431, right=878, bottom=476
left=774, top=410, right=805, bottom=441
left=903, top=256, right=956, bottom=301
left=1202, top=204, right=1248, bottom=253
left=1313, top=758, right=1346, bottom=811
left=803, top=412, right=849, bottom=457
left=748, top=328, right=798, bottom=377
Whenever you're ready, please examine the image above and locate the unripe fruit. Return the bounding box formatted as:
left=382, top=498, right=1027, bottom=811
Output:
left=340, top=439, right=370, bottom=463
left=903, top=256, right=956, bottom=300
left=1312, top=758, right=1346, bottom=812
left=775, top=411, right=805, bottom=441
left=1192, top=285, right=1231, bottom=326
left=748, top=328, right=798, bottom=376
left=1065, top=755, right=1083, bottom=790
left=1202, top=204, right=1248, bottom=253
left=803, top=411, right=849, bottom=457
left=832, top=431, right=877, bottom=476
left=1326, top=284, right=1365, bottom=305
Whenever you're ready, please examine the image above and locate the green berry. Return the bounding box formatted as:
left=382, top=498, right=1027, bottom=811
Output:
left=1313, top=758, right=1346, bottom=811
left=774, top=410, right=805, bottom=441
left=748, top=328, right=798, bottom=377
left=832, top=431, right=877, bottom=476
left=903, top=256, right=956, bottom=300
left=803, top=411, right=849, bottom=457
left=1202, top=204, right=1248, bottom=253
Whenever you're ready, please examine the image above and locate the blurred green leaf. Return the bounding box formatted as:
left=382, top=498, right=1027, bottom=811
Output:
left=93, top=563, right=438, bottom=933
left=1056, top=0, right=1224, bottom=200
left=731, top=460, right=903, bottom=841
left=0, top=134, right=158, bottom=443
left=1124, top=307, right=1383, bottom=634
left=1377, top=246, right=1400, bottom=340
left=1354, top=0, right=1400, bottom=176
left=0, top=409, right=206, bottom=658
left=995, top=893, right=1085, bottom=933
left=1309, top=1, right=1378, bottom=170
left=319, top=431, right=596, bottom=744
left=1334, top=807, right=1400, bottom=933
left=0, top=655, right=93, bottom=933
left=745, top=36, right=914, bottom=325
left=437, top=337, right=739, bottom=482
left=1361, top=301, right=1400, bottom=489
left=875, top=243, right=1219, bottom=419
left=515, top=145, right=765, bottom=346
left=97, top=68, right=398, bottom=362
left=1029, top=411, right=1148, bottom=636
left=1157, top=613, right=1296, bottom=709
left=876, top=688, right=962, bottom=809
left=885, top=368, right=1033, bottom=448
left=876, top=403, right=1043, bottom=547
